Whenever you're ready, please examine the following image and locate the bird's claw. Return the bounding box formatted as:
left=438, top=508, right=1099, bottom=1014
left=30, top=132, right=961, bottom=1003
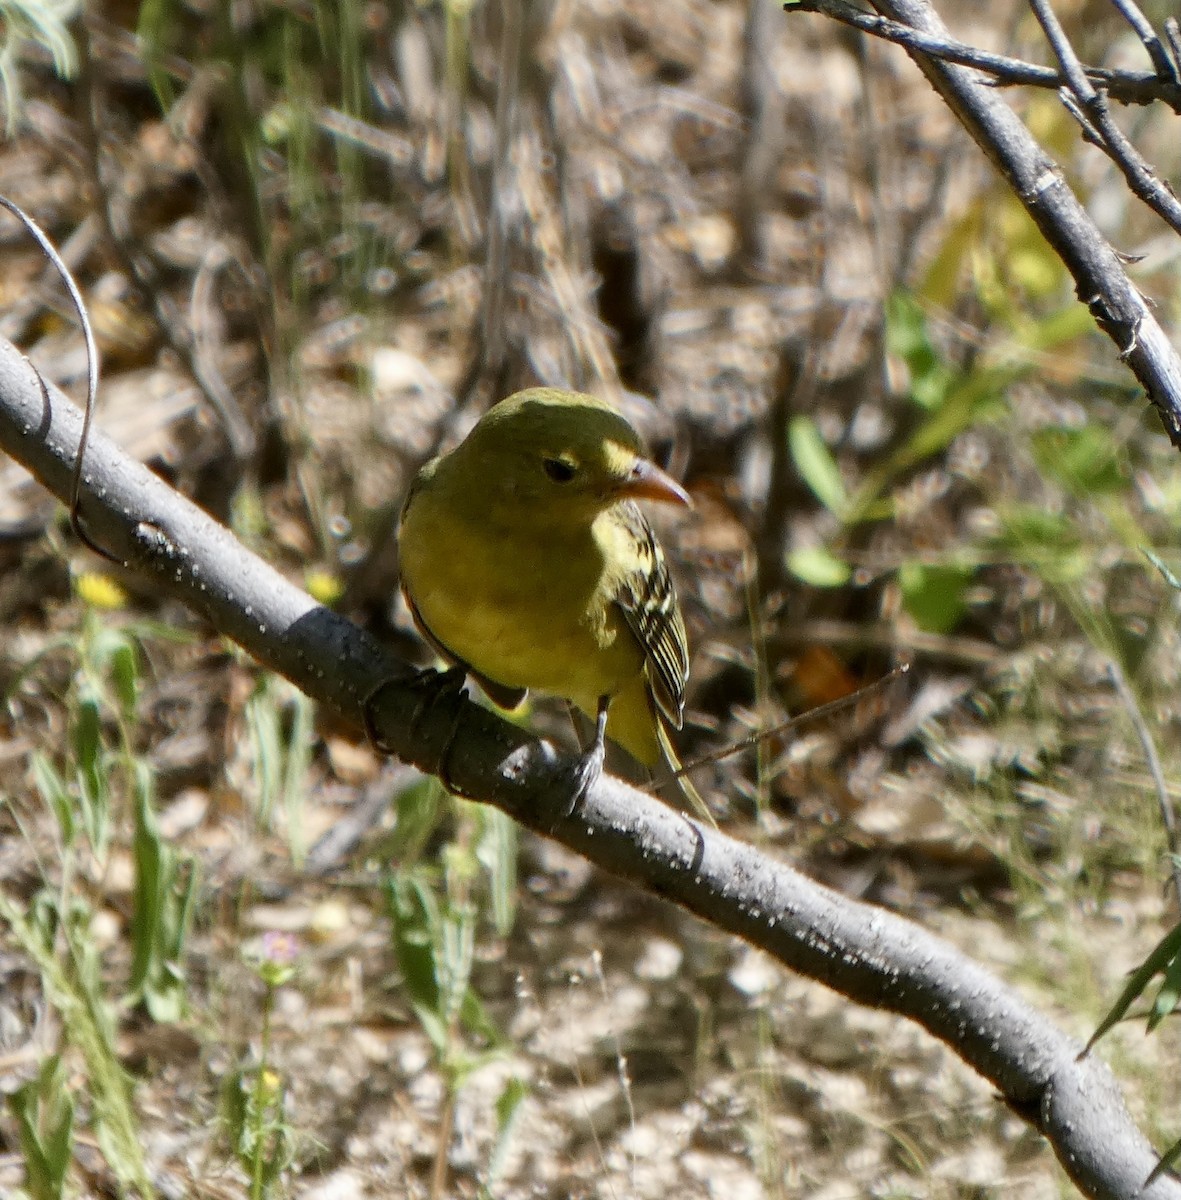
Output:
left=561, top=740, right=605, bottom=817
left=408, top=665, right=469, bottom=714
left=555, top=693, right=611, bottom=818
left=364, top=667, right=469, bottom=793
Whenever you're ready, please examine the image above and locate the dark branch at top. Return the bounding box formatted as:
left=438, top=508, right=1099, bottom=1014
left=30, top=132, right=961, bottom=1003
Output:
left=787, top=0, right=1181, bottom=112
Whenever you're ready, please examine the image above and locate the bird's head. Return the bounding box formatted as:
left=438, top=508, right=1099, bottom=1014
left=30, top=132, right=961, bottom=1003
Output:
left=459, top=388, right=691, bottom=517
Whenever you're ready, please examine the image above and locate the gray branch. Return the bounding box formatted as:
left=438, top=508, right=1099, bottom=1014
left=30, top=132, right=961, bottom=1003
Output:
left=832, top=0, right=1181, bottom=445
left=790, top=0, right=1181, bottom=110
left=0, top=337, right=1176, bottom=1198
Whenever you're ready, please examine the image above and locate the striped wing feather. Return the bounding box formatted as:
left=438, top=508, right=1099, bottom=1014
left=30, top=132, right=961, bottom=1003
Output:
left=612, top=502, right=689, bottom=728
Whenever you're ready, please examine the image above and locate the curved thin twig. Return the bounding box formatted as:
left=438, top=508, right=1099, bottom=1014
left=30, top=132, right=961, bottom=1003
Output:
left=0, top=195, right=101, bottom=551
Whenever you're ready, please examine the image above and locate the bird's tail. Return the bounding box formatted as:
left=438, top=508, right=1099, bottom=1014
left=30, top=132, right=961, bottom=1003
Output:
left=657, top=723, right=717, bottom=828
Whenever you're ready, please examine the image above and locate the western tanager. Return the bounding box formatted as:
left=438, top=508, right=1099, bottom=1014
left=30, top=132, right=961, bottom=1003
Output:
left=398, top=387, right=706, bottom=816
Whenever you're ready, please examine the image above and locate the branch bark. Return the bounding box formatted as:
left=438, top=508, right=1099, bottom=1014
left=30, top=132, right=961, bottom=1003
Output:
left=0, top=338, right=1176, bottom=1198
left=790, top=0, right=1181, bottom=110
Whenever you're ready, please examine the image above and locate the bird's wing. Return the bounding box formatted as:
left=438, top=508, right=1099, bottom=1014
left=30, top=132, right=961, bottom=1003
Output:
left=400, top=460, right=528, bottom=711
left=402, top=585, right=529, bottom=711
left=613, top=502, right=689, bottom=729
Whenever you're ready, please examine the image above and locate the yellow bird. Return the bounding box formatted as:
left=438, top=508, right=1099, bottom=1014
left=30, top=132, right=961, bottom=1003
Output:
left=398, top=387, right=706, bottom=816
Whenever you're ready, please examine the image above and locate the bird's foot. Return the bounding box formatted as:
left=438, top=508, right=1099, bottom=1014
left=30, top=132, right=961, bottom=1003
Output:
left=406, top=664, right=469, bottom=722
left=364, top=667, right=469, bottom=791
left=562, top=739, right=606, bottom=817
left=557, top=694, right=611, bottom=818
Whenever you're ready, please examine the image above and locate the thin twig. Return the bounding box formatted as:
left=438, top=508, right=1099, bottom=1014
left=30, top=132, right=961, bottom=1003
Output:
left=1167, top=18, right=1181, bottom=80
left=1029, top=0, right=1092, bottom=97
left=1078, top=90, right=1181, bottom=232
left=1057, top=88, right=1105, bottom=146
left=651, top=664, right=909, bottom=787
left=794, top=0, right=1181, bottom=442
left=1109, top=0, right=1176, bottom=83
left=1029, top=0, right=1181, bottom=236
left=788, top=0, right=1181, bottom=110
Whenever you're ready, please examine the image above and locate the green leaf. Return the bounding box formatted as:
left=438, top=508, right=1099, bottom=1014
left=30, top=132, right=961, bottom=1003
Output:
left=0, top=0, right=78, bottom=133
left=786, top=546, right=851, bottom=588
left=885, top=291, right=957, bottom=411
left=0, top=894, right=154, bottom=1198
left=31, top=753, right=74, bottom=847
left=129, top=764, right=195, bottom=1021
left=72, top=693, right=101, bottom=777
left=1000, top=505, right=1077, bottom=548
left=108, top=638, right=140, bottom=718
left=475, top=806, right=518, bottom=938
left=486, top=1076, right=528, bottom=1186
left=10, top=1055, right=74, bottom=1200
left=383, top=777, right=445, bottom=865
left=437, top=903, right=476, bottom=1028
left=1147, top=1134, right=1181, bottom=1189
left=136, top=0, right=179, bottom=110
left=410, top=1002, right=450, bottom=1055
left=1086, top=922, right=1181, bottom=1051
left=994, top=505, right=1089, bottom=584
left=1017, top=299, right=1094, bottom=352
left=1151, top=937, right=1181, bottom=1031
left=71, top=693, right=109, bottom=858
left=458, top=985, right=502, bottom=1048
left=789, top=416, right=847, bottom=515
left=280, top=690, right=315, bottom=867
left=495, top=1076, right=527, bottom=1134
left=387, top=874, right=443, bottom=1018
left=898, top=562, right=974, bottom=635
left=245, top=680, right=283, bottom=827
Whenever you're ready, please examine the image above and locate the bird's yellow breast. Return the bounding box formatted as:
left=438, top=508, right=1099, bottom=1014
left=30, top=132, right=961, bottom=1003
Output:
left=399, top=484, right=646, bottom=719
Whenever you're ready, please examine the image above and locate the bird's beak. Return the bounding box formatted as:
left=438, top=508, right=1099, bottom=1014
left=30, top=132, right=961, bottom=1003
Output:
left=618, top=457, right=693, bottom=508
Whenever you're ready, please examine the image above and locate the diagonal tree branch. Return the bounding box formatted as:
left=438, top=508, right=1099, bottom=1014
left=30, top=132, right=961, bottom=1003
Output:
left=0, top=338, right=1177, bottom=1198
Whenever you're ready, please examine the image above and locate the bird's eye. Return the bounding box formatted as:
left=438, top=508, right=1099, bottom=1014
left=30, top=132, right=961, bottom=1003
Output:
left=543, top=456, right=578, bottom=483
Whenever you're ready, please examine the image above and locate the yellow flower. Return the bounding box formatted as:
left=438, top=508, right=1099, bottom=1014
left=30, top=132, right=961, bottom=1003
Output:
left=75, top=571, right=128, bottom=611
